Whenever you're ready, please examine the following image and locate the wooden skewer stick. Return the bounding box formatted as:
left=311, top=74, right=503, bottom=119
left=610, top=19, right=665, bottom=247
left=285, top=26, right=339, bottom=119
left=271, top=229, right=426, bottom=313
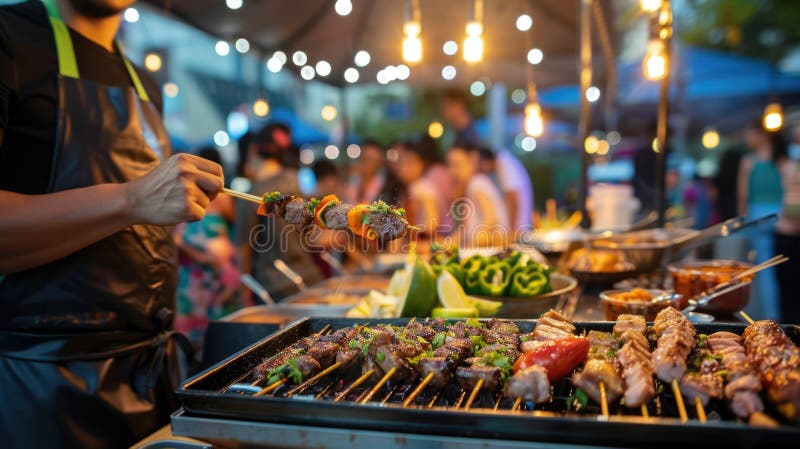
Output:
left=598, top=381, right=609, bottom=417
left=492, top=394, right=503, bottom=411
left=512, top=396, right=523, bottom=412
left=360, top=366, right=398, bottom=404
left=464, top=378, right=484, bottom=410
left=739, top=311, right=755, bottom=325
left=453, top=390, right=467, bottom=408
left=402, top=372, right=435, bottom=407
left=640, top=404, right=649, bottom=418
left=223, top=187, right=262, bottom=204
left=334, top=369, right=375, bottom=402
left=285, top=362, right=342, bottom=396
left=427, top=390, right=442, bottom=408
left=694, top=396, right=707, bottom=423
left=672, top=379, right=688, bottom=423
left=254, top=378, right=286, bottom=397
left=381, top=385, right=400, bottom=404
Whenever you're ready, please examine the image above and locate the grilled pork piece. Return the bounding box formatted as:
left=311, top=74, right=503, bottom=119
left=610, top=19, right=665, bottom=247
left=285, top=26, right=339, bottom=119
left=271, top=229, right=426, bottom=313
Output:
left=433, top=338, right=473, bottom=363
left=651, top=307, right=696, bottom=382
left=291, top=355, right=322, bottom=382
left=307, top=341, right=339, bottom=368
left=456, top=365, right=502, bottom=391
left=284, top=198, right=308, bottom=224
left=613, top=314, right=647, bottom=336
left=742, top=320, right=800, bottom=422
left=706, top=331, right=764, bottom=418
left=573, top=358, right=624, bottom=404
left=448, top=321, right=483, bottom=339
left=486, top=319, right=520, bottom=335
left=521, top=310, right=576, bottom=350
left=323, top=203, right=352, bottom=230
left=505, top=365, right=551, bottom=403
left=680, top=372, right=723, bottom=406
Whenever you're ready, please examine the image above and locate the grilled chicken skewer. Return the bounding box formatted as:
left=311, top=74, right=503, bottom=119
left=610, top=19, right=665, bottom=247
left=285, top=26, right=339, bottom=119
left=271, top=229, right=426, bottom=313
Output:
left=651, top=307, right=695, bottom=422
left=678, top=334, right=725, bottom=422
left=572, top=330, right=624, bottom=416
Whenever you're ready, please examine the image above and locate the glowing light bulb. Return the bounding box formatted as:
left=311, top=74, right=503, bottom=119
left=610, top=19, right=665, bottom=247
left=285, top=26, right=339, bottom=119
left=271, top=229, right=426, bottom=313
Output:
left=641, top=0, right=662, bottom=12
left=702, top=129, right=720, bottom=149
left=516, top=14, right=532, bottom=32
left=163, top=82, right=179, bottom=98
left=428, top=121, right=444, bottom=138
left=215, top=41, right=230, bottom=56
left=402, top=21, right=422, bottom=63
left=144, top=53, right=162, bottom=72
left=321, top=105, right=338, bottom=121
left=644, top=40, right=667, bottom=80
left=524, top=103, right=544, bottom=137
left=253, top=99, right=269, bottom=117
left=344, top=67, right=359, bottom=83
left=354, top=50, right=371, bottom=67
left=335, top=0, right=352, bottom=16
left=463, top=21, right=483, bottom=63
left=123, top=7, right=139, bottom=23
left=763, top=103, right=784, bottom=131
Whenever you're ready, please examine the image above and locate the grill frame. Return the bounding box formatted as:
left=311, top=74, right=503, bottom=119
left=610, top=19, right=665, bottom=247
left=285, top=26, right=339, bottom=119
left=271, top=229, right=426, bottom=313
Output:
left=177, top=318, right=800, bottom=447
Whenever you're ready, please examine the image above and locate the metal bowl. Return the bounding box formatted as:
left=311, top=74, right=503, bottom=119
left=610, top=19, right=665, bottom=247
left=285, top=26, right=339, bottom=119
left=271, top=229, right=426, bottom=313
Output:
left=589, top=228, right=698, bottom=273
left=483, top=273, right=578, bottom=319
left=666, top=259, right=753, bottom=315
left=569, top=261, right=639, bottom=285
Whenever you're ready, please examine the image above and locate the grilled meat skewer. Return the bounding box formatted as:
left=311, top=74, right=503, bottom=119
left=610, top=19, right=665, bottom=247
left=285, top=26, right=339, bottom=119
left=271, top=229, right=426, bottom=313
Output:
left=742, top=320, right=800, bottom=422
left=679, top=334, right=724, bottom=407
left=652, top=307, right=696, bottom=383
left=706, top=331, right=765, bottom=420
left=572, top=331, right=624, bottom=407
left=613, top=315, right=656, bottom=408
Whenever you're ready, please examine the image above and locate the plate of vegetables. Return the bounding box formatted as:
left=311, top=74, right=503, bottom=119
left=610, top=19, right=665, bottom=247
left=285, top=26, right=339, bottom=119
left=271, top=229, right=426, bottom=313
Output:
left=430, top=249, right=578, bottom=318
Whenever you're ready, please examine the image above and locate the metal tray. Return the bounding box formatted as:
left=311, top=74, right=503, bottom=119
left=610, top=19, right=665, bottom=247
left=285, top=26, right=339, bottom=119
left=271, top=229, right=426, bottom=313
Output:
left=177, top=318, right=800, bottom=448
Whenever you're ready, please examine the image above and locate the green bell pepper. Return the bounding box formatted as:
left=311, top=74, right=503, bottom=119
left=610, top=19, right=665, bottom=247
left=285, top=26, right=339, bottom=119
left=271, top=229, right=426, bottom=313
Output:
left=461, top=254, right=486, bottom=273
left=505, top=250, right=529, bottom=271
left=508, top=264, right=551, bottom=297
left=464, top=268, right=483, bottom=295
left=478, top=262, right=513, bottom=297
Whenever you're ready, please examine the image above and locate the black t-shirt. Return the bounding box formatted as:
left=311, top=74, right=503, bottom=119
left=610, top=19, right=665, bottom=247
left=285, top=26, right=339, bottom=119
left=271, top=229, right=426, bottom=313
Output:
left=0, top=0, right=162, bottom=194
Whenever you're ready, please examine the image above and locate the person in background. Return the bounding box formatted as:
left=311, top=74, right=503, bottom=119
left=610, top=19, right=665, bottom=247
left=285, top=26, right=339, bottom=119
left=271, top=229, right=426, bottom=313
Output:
left=235, top=123, right=324, bottom=300
left=478, top=147, right=501, bottom=188
left=417, top=134, right=454, bottom=232
left=441, top=89, right=481, bottom=146
left=395, top=141, right=444, bottom=241
left=446, top=143, right=510, bottom=247
left=738, top=118, right=788, bottom=320
left=345, top=139, right=386, bottom=205
left=174, top=148, right=241, bottom=357
left=480, top=147, right=534, bottom=233
left=714, top=146, right=744, bottom=221
left=775, top=122, right=800, bottom=322
left=313, top=160, right=341, bottom=196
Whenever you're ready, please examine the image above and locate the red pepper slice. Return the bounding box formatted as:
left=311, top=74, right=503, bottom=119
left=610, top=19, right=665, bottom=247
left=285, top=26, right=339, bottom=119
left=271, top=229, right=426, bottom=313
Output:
left=512, top=337, right=590, bottom=382
left=256, top=203, right=267, bottom=216
left=313, top=194, right=340, bottom=229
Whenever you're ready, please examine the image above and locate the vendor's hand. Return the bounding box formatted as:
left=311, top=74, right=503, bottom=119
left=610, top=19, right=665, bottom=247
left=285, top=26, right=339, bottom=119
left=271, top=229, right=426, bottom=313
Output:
left=126, top=153, right=224, bottom=225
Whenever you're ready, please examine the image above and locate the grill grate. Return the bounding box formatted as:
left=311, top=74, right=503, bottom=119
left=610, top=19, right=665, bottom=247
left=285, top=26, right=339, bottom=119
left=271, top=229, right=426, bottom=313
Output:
left=178, top=318, right=800, bottom=448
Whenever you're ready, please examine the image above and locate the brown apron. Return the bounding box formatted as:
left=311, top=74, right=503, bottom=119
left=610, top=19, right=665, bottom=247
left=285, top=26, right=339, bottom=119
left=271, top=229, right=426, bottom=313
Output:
left=0, top=1, right=187, bottom=447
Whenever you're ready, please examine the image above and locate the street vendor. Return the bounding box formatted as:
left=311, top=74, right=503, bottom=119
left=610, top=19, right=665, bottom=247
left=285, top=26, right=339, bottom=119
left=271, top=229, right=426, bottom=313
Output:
left=0, top=1, right=224, bottom=447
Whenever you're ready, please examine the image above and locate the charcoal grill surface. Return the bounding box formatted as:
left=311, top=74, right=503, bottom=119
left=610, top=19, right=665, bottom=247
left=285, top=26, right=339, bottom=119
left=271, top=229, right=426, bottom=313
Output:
left=177, top=318, right=800, bottom=448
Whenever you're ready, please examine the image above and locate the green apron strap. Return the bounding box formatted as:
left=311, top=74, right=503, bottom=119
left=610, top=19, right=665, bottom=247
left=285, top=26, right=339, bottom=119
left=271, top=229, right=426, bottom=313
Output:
left=42, top=0, right=79, bottom=79
left=116, top=42, right=151, bottom=102
left=41, top=0, right=149, bottom=102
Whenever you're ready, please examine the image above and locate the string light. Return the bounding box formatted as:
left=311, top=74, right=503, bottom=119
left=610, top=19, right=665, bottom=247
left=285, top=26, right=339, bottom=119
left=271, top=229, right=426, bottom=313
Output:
left=354, top=50, right=371, bottom=67
left=428, top=121, right=444, bottom=138
left=273, top=51, right=287, bottom=65
left=702, top=128, right=720, bottom=149
left=763, top=103, right=784, bottom=131
left=266, top=57, right=283, bottom=73
left=123, top=7, right=139, bottom=23
left=324, top=145, right=340, bottom=159
left=527, top=48, right=543, bottom=64
left=163, top=82, right=179, bottom=98
left=641, top=0, right=662, bottom=12
left=226, top=0, right=243, bottom=10
left=144, top=53, right=162, bottom=72
left=442, top=41, right=458, bottom=56
left=524, top=103, right=544, bottom=137
left=396, top=64, right=411, bottom=80
left=384, top=65, right=398, bottom=81
left=441, top=65, right=456, bottom=80
left=586, top=86, right=601, bottom=102
left=235, top=38, right=249, bottom=54
left=215, top=41, right=230, bottom=56
left=516, top=14, right=532, bottom=32
left=346, top=144, right=361, bottom=158
left=643, top=39, right=666, bottom=80
left=344, top=67, right=359, bottom=83
left=253, top=99, right=270, bottom=117
left=300, top=65, right=315, bottom=80
left=521, top=137, right=537, bottom=152
left=335, top=0, right=352, bottom=16
left=321, top=105, right=338, bottom=121
left=292, top=51, right=308, bottom=66
left=315, top=60, right=332, bottom=77
left=470, top=81, right=486, bottom=96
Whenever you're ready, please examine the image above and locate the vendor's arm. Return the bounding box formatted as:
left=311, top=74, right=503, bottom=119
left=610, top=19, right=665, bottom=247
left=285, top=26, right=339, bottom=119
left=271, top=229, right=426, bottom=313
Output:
left=0, top=153, right=224, bottom=274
